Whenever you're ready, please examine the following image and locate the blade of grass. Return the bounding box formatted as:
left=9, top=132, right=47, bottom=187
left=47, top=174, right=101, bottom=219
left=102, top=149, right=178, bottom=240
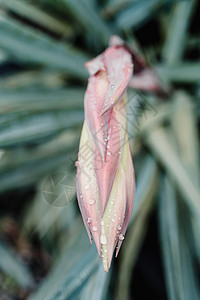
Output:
left=60, top=0, right=113, bottom=46
left=0, top=70, right=66, bottom=91
left=158, top=176, right=184, bottom=300
left=162, top=0, right=195, bottom=64
left=0, top=110, right=83, bottom=148
left=156, top=62, right=200, bottom=83
left=145, top=126, right=200, bottom=217
left=0, top=130, right=79, bottom=193
left=171, top=91, right=199, bottom=184
left=116, top=0, right=165, bottom=30
left=116, top=155, right=158, bottom=300
left=0, top=17, right=89, bottom=79
left=103, top=0, right=136, bottom=17
left=171, top=91, right=200, bottom=264
left=0, top=88, right=84, bottom=113
left=29, top=231, right=99, bottom=300
left=0, top=242, right=33, bottom=288
left=0, top=0, right=73, bottom=37
left=80, top=262, right=111, bottom=300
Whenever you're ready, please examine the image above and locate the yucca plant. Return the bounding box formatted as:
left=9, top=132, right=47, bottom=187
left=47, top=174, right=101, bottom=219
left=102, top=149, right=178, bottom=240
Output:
left=0, top=0, right=199, bottom=299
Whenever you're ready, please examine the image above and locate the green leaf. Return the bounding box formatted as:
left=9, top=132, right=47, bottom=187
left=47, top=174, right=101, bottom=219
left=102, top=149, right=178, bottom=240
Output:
left=0, top=88, right=84, bottom=113
left=116, top=155, right=158, bottom=300
left=0, top=17, right=89, bottom=79
left=162, top=0, right=195, bottom=64
left=116, top=0, right=164, bottom=30
left=158, top=177, right=184, bottom=300
left=0, top=131, right=79, bottom=193
left=103, top=0, right=135, bottom=17
left=146, top=126, right=200, bottom=217
left=60, top=0, right=113, bottom=46
left=0, top=0, right=73, bottom=37
left=80, top=263, right=111, bottom=300
left=0, top=110, right=83, bottom=148
left=156, top=62, right=200, bottom=83
left=0, top=242, right=33, bottom=288
left=159, top=176, right=200, bottom=300
left=28, top=231, right=99, bottom=300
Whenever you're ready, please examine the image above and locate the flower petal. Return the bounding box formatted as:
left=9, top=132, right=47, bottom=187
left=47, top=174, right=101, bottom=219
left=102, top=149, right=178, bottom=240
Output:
left=100, top=46, right=133, bottom=114
left=84, top=70, right=111, bottom=162
left=76, top=121, right=102, bottom=256
left=115, top=139, right=135, bottom=257
left=94, top=95, right=128, bottom=214
left=101, top=133, right=135, bottom=271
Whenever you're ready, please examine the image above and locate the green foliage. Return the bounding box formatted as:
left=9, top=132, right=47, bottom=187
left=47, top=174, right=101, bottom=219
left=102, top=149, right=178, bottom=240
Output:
left=0, top=0, right=199, bottom=299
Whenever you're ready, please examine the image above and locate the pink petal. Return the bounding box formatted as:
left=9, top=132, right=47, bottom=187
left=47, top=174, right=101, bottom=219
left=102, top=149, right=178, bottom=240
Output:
left=116, top=141, right=135, bottom=257
left=128, top=68, right=168, bottom=95
left=85, top=54, right=105, bottom=76
left=101, top=132, right=135, bottom=271
left=100, top=47, right=133, bottom=114
left=84, top=70, right=111, bottom=162
left=94, top=96, right=128, bottom=214
left=108, top=35, right=168, bottom=96
left=76, top=122, right=102, bottom=256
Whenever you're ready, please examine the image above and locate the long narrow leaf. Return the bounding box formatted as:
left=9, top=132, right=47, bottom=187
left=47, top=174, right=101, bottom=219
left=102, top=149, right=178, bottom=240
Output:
left=0, top=17, right=89, bottom=79
left=0, top=242, right=33, bottom=288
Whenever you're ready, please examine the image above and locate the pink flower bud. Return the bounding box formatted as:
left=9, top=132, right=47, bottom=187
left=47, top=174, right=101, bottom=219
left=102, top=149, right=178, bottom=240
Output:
left=76, top=36, right=135, bottom=271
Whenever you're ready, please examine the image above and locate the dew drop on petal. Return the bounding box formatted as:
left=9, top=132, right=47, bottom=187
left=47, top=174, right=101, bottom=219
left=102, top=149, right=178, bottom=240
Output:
left=85, top=184, right=90, bottom=190
left=88, top=198, right=96, bottom=206
left=92, top=226, right=97, bottom=232
left=112, top=218, right=116, bottom=223
left=100, top=234, right=107, bottom=245
left=87, top=218, right=92, bottom=223
left=119, top=234, right=124, bottom=241
left=117, top=225, right=121, bottom=230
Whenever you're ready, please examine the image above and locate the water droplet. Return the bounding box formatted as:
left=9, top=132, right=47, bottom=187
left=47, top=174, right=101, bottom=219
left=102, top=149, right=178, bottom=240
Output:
left=87, top=218, right=92, bottom=223
left=100, top=234, right=107, bottom=244
left=119, top=234, right=124, bottom=241
left=107, top=151, right=111, bottom=156
left=101, top=220, right=104, bottom=226
left=92, top=226, right=97, bottom=232
left=111, top=84, right=114, bottom=89
left=85, top=184, right=90, bottom=190
left=75, top=161, right=78, bottom=167
left=88, top=198, right=96, bottom=205
left=80, top=194, right=83, bottom=199
left=112, top=218, right=115, bottom=223
left=117, top=225, right=121, bottom=230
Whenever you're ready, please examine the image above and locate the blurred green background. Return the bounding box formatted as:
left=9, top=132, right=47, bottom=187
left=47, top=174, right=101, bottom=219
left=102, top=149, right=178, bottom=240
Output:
left=0, top=0, right=199, bottom=299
